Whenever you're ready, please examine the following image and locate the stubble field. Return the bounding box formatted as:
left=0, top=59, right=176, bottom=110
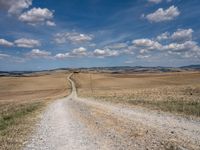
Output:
left=72, top=71, right=200, bottom=117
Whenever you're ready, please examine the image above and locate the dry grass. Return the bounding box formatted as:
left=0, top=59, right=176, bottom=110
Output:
left=72, top=71, right=200, bottom=117
left=0, top=100, right=43, bottom=150
left=0, top=71, right=70, bottom=101
left=0, top=71, right=70, bottom=150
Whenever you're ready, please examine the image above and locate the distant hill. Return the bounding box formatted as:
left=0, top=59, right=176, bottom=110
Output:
left=180, top=65, right=200, bottom=69
left=0, top=65, right=200, bottom=76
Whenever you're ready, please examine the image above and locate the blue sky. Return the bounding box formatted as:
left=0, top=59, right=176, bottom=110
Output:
left=0, top=0, right=200, bottom=71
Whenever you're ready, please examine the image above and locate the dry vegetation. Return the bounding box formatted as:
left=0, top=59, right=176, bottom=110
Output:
left=72, top=71, right=200, bottom=117
left=0, top=71, right=70, bottom=150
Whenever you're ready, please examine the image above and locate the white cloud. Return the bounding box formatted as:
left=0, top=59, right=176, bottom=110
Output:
left=162, top=41, right=199, bottom=52
left=14, top=38, right=41, bottom=48
left=55, top=47, right=88, bottom=59
left=137, top=55, right=151, bottom=59
left=54, top=47, right=121, bottom=59
left=139, top=49, right=149, bottom=54
left=46, top=20, right=56, bottom=26
left=145, top=5, right=180, bottom=22
left=148, top=0, right=162, bottom=4
left=156, top=28, right=194, bottom=43
left=156, top=32, right=170, bottom=41
left=26, top=49, right=51, bottom=58
left=166, top=42, right=200, bottom=58
left=71, top=47, right=87, bottom=56
left=104, top=42, right=133, bottom=55
left=129, top=28, right=200, bottom=59
left=123, top=49, right=135, bottom=55
left=133, top=38, right=162, bottom=50
left=0, top=0, right=32, bottom=15
left=54, top=53, right=71, bottom=59
left=183, top=50, right=200, bottom=58
left=171, top=28, right=193, bottom=42
left=147, top=0, right=172, bottom=4
left=131, top=29, right=200, bottom=59
left=0, top=38, right=14, bottom=47
left=19, top=7, right=54, bottom=25
left=93, top=49, right=119, bottom=57
left=0, top=53, right=10, bottom=59
left=0, top=1, right=56, bottom=26
left=54, top=32, right=93, bottom=44
left=127, top=45, right=137, bottom=51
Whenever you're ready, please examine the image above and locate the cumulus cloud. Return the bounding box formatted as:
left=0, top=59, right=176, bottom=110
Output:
left=54, top=53, right=71, bottom=59
left=0, top=0, right=32, bottom=15
left=93, top=49, right=119, bottom=57
left=145, top=5, right=180, bottom=22
left=0, top=1, right=56, bottom=26
left=71, top=47, right=87, bottom=56
left=133, top=38, right=200, bottom=55
left=26, top=49, right=51, bottom=58
left=156, top=32, right=170, bottom=41
left=14, top=38, right=41, bottom=48
left=139, top=49, right=149, bottom=54
left=0, top=38, right=14, bottom=47
left=19, top=7, right=54, bottom=25
left=125, top=28, right=199, bottom=59
left=55, top=47, right=88, bottom=59
left=46, top=20, right=56, bottom=26
left=156, top=28, right=194, bottom=42
left=162, top=41, right=199, bottom=52
left=171, top=28, right=193, bottom=42
left=166, top=41, right=200, bottom=59
left=55, top=47, right=123, bottom=59
left=123, top=49, right=135, bottom=55
left=131, top=28, right=200, bottom=59
left=132, top=38, right=162, bottom=50
left=54, top=32, right=93, bottom=44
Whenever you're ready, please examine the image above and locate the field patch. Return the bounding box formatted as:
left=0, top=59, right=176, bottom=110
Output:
left=73, top=71, right=200, bottom=117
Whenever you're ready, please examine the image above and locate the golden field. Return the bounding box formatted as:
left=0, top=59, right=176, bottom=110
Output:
left=0, top=71, right=70, bottom=150
left=0, top=70, right=200, bottom=149
left=0, top=71, right=70, bottom=101
left=72, top=71, right=200, bottom=117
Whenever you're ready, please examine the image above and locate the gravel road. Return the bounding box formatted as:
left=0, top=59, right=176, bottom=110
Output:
left=24, top=74, right=200, bottom=150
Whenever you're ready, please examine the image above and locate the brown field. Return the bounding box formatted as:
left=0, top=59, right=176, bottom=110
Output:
left=1, top=70, right=200, bottom=149
left=0, top=71, right=70, bottom=150
left=0, top=71, right=70, bottom=101
left=72, top=71, right=200, bottom=117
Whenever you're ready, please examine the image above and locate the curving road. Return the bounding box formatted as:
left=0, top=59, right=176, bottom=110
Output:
left=24, top=73, right=200, bottom=150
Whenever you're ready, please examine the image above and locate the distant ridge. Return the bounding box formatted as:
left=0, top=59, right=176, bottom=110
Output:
left=0, top=64, right=199, bottom=76
left=180, top=64, right=200, bottom=69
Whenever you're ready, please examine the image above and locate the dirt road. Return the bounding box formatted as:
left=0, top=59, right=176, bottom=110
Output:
left=24, top=73, right=200, bottom=150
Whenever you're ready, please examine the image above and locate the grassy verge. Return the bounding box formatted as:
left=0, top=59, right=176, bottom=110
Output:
left=0, top=101, right=44, bottom=150
left=93, top=96, right=200, bottom=117
left=80, top=85, right=200, bottom=117
left=128, top=99, right=200, bottom=117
